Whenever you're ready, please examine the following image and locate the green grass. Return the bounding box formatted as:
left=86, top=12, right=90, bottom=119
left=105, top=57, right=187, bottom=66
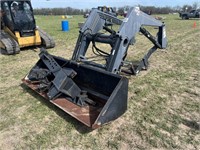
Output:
left=0, top=14, right=200, bottom=149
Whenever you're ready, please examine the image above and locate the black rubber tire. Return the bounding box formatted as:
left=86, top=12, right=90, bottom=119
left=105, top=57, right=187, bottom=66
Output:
left=182, top=15, right=189, bottom=19
left=182, top=16, right=187, bottom=20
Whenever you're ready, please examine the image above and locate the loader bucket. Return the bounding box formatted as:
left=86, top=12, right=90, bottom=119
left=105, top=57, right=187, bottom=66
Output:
left=22, top=51, right=128, bottom=128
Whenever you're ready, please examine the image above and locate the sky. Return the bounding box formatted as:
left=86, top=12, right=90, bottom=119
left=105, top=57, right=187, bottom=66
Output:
left=31, top=0, right=200, bottom=9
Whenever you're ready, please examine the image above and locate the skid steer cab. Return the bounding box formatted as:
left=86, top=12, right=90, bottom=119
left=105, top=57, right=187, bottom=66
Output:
left=22, top=7, right=167, bottom=128
left=0, top=0, right=55, bottom=55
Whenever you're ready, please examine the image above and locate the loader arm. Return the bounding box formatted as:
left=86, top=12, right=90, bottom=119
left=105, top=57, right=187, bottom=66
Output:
left=72, top=7, right=167, bottom=74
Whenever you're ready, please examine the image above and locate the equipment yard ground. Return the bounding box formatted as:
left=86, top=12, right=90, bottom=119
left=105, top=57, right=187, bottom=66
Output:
left=0, top=14, right=199, bottom=149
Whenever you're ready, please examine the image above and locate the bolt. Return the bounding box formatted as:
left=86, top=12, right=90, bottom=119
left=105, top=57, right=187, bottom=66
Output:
left=97, top=121, right=101, bottom=126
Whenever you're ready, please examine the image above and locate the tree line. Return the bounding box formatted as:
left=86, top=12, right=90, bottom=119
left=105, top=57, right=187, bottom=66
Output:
left=33, top=2, right=200, bottom=15
left=33, top=7, right=85, bottom=15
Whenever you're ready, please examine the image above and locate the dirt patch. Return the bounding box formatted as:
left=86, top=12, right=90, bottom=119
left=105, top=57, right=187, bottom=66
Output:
left=0, top=125, right=24, bottom=149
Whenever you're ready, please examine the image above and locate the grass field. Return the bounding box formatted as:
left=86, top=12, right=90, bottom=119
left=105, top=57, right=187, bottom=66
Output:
left=0, top=14, right=200, bottom=149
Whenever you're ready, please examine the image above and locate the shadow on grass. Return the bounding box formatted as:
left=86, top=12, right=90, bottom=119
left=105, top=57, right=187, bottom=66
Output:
left=20, top=83, right=94, bottom=134
left=174, top=18, right=200, bottom=20
left=181, top=118, right=200, bottom=130
left=20, top=46, right=39, bottom=52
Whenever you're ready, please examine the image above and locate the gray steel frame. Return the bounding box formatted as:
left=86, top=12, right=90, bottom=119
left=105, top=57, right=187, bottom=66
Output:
left=72, top=7, right=167, bottom=74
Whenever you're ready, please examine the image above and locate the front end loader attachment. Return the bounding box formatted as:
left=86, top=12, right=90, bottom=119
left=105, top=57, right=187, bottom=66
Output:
left=22, top=7, right=167, bottom=129
left=22, top=50, right=128, bottom=128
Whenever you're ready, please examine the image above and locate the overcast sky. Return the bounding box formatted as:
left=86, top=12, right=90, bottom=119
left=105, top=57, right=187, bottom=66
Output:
left=31, top=0, right=200, bottom=9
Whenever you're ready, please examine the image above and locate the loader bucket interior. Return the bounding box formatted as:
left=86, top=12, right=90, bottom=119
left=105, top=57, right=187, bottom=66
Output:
left=22, top=51, right=128, bottom=128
